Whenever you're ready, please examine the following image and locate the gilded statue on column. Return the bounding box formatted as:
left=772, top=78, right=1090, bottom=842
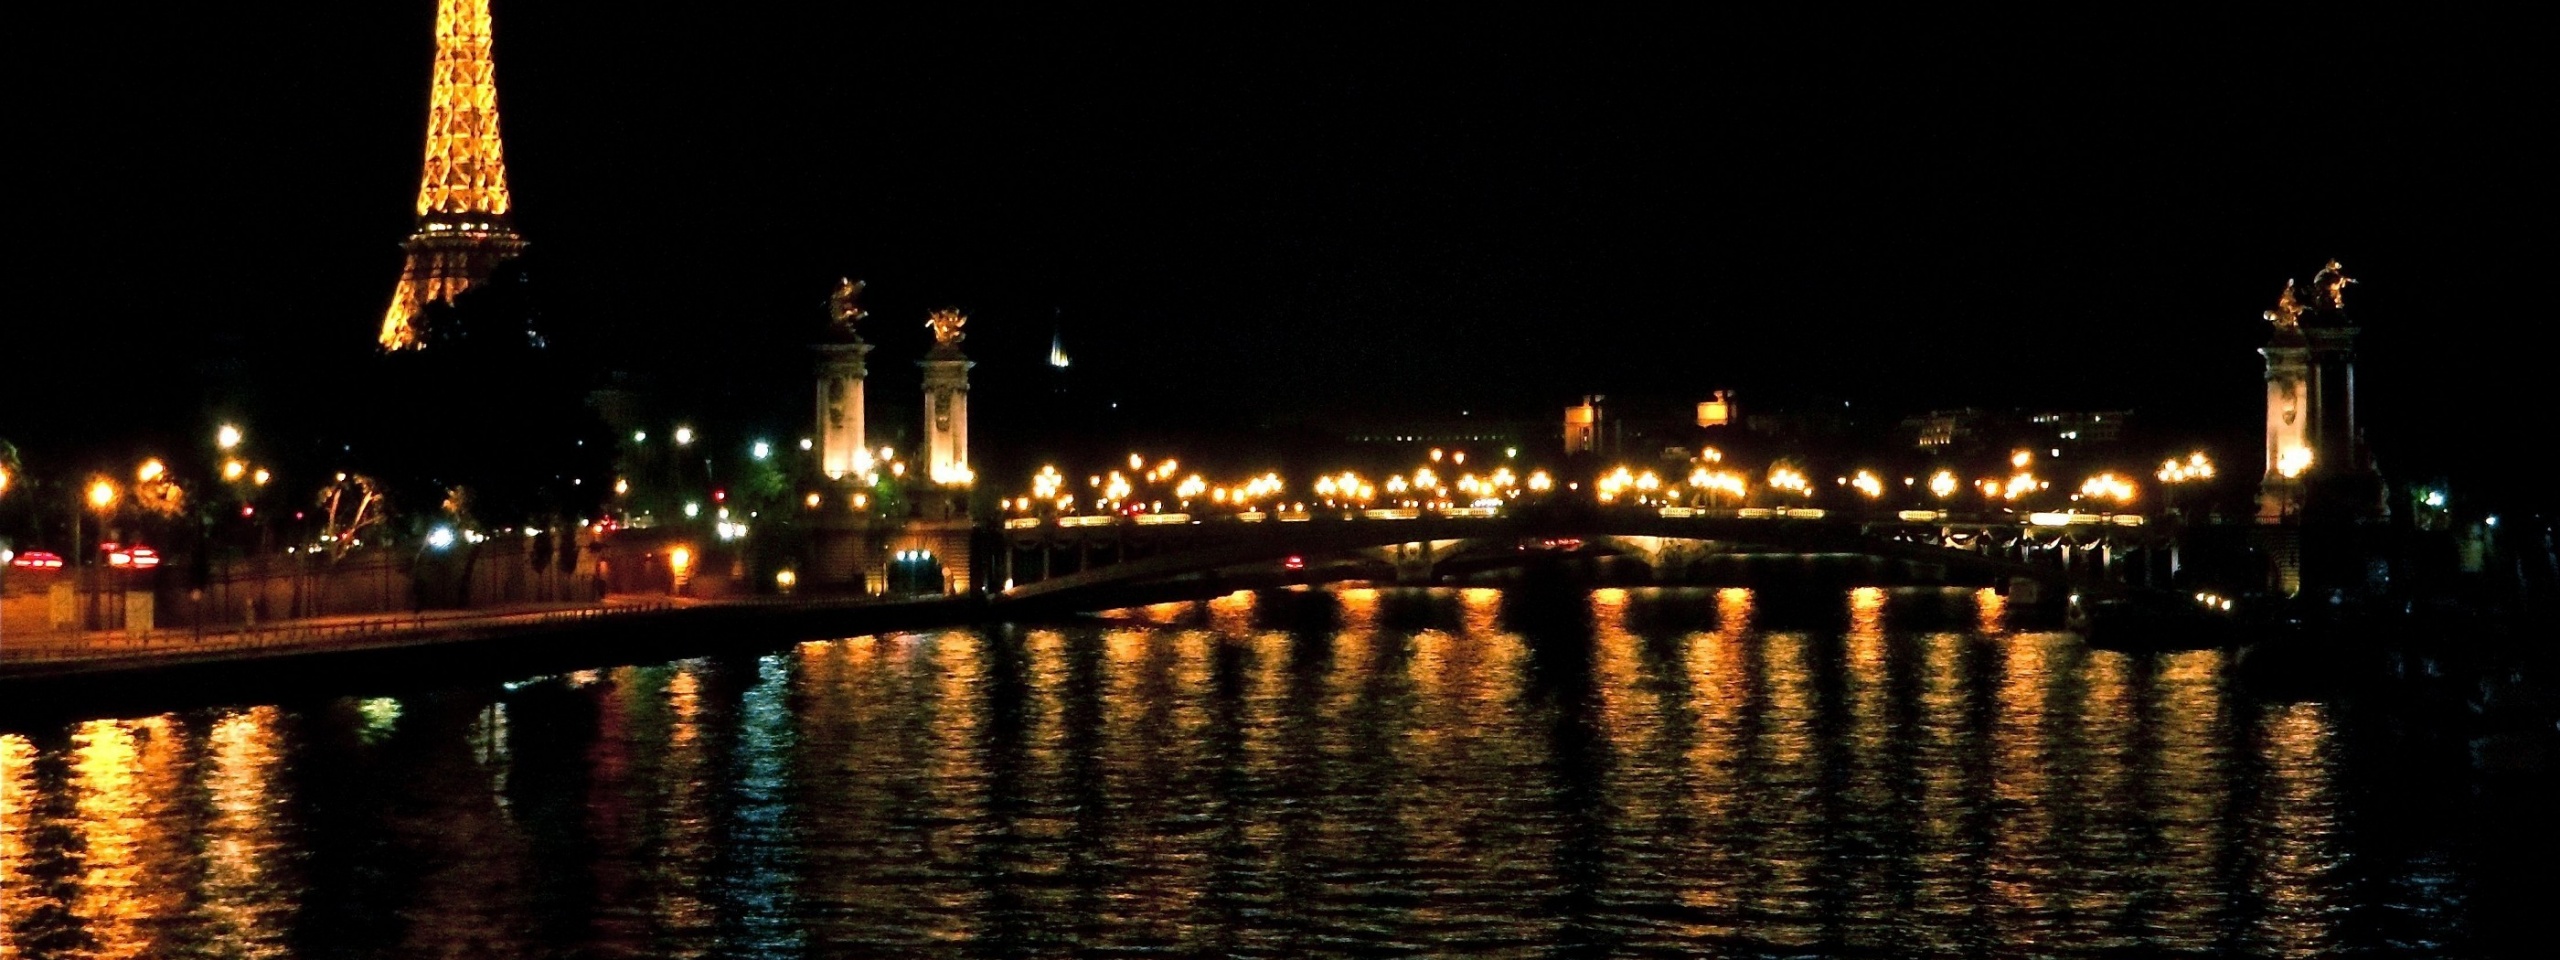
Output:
left=2310, top=259, right=2355, bottom=310
left=2264, top=259, right=2355, bottom=332
left=2265, top=281, right=2304, bottom=332
left=927, top=307, right=967, bottom=347
left=826, top=278, right=868, bottom=336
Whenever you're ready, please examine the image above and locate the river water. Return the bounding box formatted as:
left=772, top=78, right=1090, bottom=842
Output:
left=0, top=586, right=2519, bottom=958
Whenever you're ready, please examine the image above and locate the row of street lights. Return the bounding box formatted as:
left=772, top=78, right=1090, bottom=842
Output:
left=1008, top=448, right=2222, bottom=517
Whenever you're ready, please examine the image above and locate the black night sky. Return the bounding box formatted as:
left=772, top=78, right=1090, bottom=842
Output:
left=8, top=7, right=2543, bottom=503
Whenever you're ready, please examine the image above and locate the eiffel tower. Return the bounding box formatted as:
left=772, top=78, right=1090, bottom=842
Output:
left=378, top=0, right=526, bottom=350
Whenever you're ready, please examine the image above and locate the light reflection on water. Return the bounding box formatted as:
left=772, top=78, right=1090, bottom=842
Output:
left=0, top=586, right=2498, bottom=958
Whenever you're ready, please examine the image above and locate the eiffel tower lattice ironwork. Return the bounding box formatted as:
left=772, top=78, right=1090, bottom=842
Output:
left=379, top=0, right=526, bottom=350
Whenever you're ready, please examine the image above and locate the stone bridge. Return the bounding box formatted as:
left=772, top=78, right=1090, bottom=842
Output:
left=992, top=506, right=2167, bottom=612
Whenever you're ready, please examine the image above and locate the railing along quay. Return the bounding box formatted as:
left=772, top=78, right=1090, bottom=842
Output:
left=0, top=601, right=680, bottom=666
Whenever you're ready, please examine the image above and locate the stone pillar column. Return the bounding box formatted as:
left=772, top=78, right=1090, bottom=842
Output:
left=815, top=339, right=873, bottom=481
left=921, top=346, right=974, bottom=486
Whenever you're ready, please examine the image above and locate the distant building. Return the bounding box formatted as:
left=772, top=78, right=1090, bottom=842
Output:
left=1905, top=409, right=1985, bottom=450
left=1900, top=408, right=2133, bottom=452
left=1562, top=398, right=1599, bottom=455
left=1341, top=416, right=1539, bottom=449
left=2029, top=410, right=2131, bottom=445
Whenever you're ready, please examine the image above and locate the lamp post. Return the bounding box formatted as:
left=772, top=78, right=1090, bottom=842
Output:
left=81, top=477, right=117, bottom=630
left=2154, top=452, right=2215, bottom=582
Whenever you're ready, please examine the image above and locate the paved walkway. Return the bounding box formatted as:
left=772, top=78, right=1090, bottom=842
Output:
left=0, top=597, right=694, bottom=666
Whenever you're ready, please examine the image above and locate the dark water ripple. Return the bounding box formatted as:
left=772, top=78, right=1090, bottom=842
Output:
left=0, top=586, right=2514, bottom=958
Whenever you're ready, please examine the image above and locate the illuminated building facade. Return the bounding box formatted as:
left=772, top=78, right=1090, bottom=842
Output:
left=1563, top=397, right=1600, bottom=455
left=379, top=0, right=527, bottom=350
left=1694, top=390, right=1736, bottom=429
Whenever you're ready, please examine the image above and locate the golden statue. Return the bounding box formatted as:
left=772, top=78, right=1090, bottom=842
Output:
left=927, top=307, right=967, bottom=346
left=2264, top=280, right=2303, bottom=332
left=2311, top=259, right=2355, bottom=310
left=826, top=277, right=868, bottom=334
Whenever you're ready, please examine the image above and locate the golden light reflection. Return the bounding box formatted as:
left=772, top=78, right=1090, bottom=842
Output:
left=202, top=707, right=295, bottom=955
left=1975, top=586, right=2007, bottom=635
left=1905, top=629, right=1970, bottom=938
left=1336, top=586, right=1380, bottom=635
left=666, top=667, right=701, bottom=742
left=1838, top=588, right=1894, bottom=923
left=1588, top=588, right=1640, bottom=757
left=0, top=733, right=40, bottom=953
left=654, top=663, right=714, bottom=939
left=70, top=716, right=187, bottom=960
left=1989, top=637, right=2055, bottom=935
left=1847, top=587, right=1886, bottom=668
left=2152, top=649, right=2228, bottom=940
left=1675, top=585, right=1748, bottom=919
left=1750, top=628, right=1819, bottom=942
left=1207, top=589, right=1257, bottom=636
left=2252, top=703, right=2341, bottom=956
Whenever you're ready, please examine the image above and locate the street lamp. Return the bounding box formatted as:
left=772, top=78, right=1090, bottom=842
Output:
left=217, top=424, right=243, bottom=451
left=79, top=477, right=118, bottom=628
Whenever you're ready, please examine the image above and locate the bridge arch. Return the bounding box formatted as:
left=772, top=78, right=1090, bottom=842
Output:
left=993, top=511, right=2121, bottom=614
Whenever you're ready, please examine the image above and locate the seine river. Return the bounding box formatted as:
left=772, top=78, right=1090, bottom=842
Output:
left=0, top=586, right=2519, bottom=958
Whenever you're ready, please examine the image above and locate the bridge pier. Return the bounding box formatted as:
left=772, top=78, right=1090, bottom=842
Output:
left=1390, top=541, right=1436, bottom=585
